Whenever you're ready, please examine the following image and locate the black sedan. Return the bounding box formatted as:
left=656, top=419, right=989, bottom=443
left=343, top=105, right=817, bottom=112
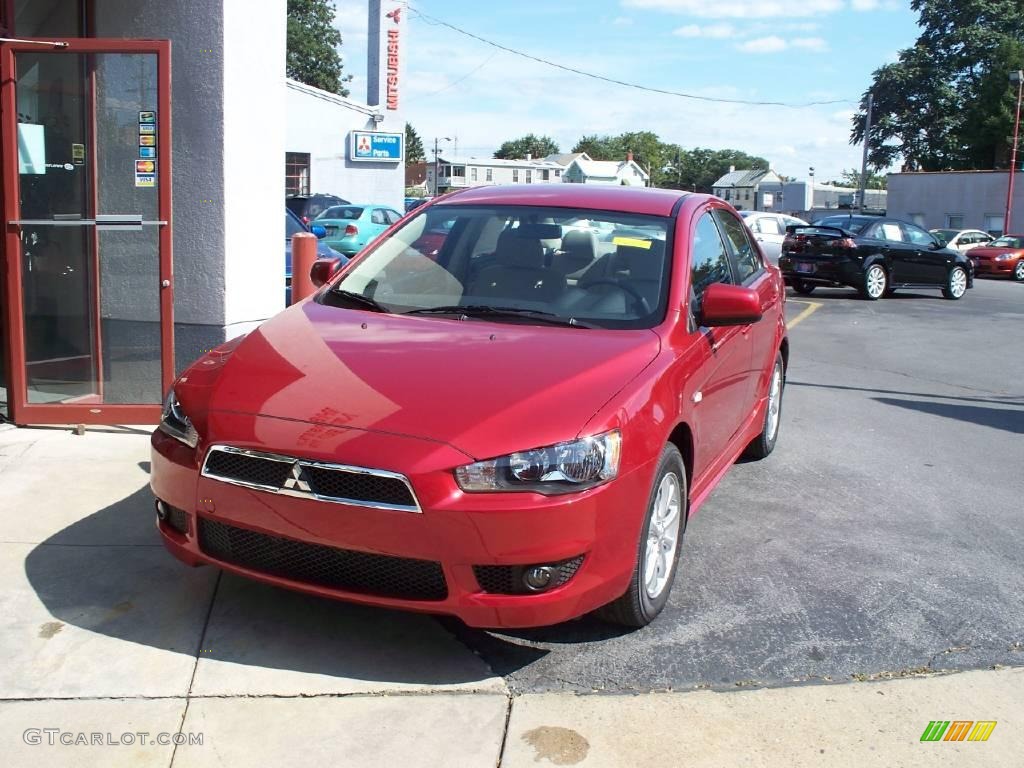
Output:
left=779, top=215, right=973, bottom=300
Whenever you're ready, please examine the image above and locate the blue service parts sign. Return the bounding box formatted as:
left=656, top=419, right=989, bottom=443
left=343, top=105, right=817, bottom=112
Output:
left=350, top=131, right=403, bottom=163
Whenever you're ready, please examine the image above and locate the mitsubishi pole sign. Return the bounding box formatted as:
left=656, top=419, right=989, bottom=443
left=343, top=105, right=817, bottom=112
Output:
left=349, top=131, right=403, bottom=163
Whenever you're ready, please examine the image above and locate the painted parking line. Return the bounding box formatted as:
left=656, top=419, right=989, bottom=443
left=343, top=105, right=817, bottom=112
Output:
left=786, top=299, right=823, bottom=329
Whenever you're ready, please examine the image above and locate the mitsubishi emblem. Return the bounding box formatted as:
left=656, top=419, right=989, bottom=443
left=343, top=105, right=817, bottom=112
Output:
left=282, top=462, right=311, bottom=493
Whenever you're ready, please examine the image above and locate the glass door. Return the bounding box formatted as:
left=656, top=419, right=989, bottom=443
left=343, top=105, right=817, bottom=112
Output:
left=1, top=39, right=172, bottom=424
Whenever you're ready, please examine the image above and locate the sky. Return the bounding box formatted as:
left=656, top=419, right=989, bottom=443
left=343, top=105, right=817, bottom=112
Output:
left=332, top=0, right=922, bottom=181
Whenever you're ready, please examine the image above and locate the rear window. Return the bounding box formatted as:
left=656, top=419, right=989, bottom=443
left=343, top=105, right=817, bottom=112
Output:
left=321, top=206, right=364, bottom=220
left=815, top=217, right=871, bottom=234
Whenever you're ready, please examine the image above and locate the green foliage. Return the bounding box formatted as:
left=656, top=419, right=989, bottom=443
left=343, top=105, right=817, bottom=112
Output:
left=287, top=0, right=352, bottom=97
left=405, top=123, right=426, bottom=165
left=823, top=168, right=888, bottom=189
left=854, top=0, right=1024, bottom=170
left=494, top=134, right=561, bottom=160
left=573, top=134, right=768, bottom=190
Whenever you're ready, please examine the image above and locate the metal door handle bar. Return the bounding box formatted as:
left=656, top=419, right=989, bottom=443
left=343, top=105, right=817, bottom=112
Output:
left=10, top=219, right=167, bottom=226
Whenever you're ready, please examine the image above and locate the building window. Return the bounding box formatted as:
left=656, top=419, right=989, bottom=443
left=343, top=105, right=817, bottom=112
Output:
left=285, top=152, right=311, bottom=196
left=555, top=170, right=561, bottom=177
left=946, top=214, right=965, bottom=229
left=984, top=214, right=1004, bottom=237
left=526, top=170, right=533, bottom=184
left=513, top=169, right=519, bottom=183
left=486, top=168, right=493, bottom=182
left=452, top=166, right=465, bottom=178
left=542, top=170, right=550, bottom=181
left=471, top=167, right=477, bottom=182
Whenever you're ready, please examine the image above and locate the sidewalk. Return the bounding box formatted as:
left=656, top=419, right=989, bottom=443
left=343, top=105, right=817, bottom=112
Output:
left=0, top=426, right=1019, bottom=766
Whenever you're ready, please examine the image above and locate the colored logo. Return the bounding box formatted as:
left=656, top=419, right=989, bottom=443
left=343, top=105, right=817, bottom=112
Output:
left=920, top=721, right=997, bottom=742
left=386, top=7, right=401, bottom=23
left=140, top=135, right=156, bottom=147
left=136, top=160, right=156, bottom=173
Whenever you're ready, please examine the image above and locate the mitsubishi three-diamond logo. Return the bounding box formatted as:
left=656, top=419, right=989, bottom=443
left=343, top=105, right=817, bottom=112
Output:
left=282, top=462, right=311, bottom=493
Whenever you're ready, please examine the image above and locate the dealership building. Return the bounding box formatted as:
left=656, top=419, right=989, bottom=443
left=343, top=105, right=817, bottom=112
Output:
left=0, top=0, right=406, bottom=426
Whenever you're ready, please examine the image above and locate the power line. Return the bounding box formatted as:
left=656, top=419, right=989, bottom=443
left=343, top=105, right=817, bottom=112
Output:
left=406, top=3, right=855, bottom=109
left=404, top=51, right=499, bottom=104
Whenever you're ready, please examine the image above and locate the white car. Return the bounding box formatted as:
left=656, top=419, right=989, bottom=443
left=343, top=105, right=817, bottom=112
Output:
left=930, top=228, right=995, bottom=253
left=740, top=211, right=808, bottom=263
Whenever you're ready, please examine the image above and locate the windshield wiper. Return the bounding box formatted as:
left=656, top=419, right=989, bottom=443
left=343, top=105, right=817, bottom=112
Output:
left=405, top=305, right=595, bottom=328
left=328, top=288, right=388, bottom=313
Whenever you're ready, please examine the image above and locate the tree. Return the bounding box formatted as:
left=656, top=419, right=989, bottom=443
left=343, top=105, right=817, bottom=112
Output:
left=824, top=169, right=888, bottom=189
left=852, top=0, right=1024, bottom=171
left=287, top=0, right=352, bottom=97
left=494, top=134, right=560, bottom=160
left=665, top=148, right=770, bottom=192
left=405, top=123, right=425, bottom=165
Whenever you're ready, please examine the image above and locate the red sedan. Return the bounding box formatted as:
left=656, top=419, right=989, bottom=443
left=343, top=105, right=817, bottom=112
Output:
left=151, top=186, right=788, bottom=628
left=969, top=235, right=1024, bottom=280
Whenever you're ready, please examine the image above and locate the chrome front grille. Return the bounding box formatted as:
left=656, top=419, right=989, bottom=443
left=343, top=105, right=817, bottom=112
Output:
left=201, top=446, right=421, bottom=513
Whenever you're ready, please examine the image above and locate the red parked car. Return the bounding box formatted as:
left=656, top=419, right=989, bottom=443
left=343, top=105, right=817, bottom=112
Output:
left=151, top=186, right=788, bottom=628
left=968, top=235, right=1024, bottom=281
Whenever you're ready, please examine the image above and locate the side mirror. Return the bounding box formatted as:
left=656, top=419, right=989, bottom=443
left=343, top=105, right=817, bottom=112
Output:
left=310, top=224, right=327, bottom=239
left=700, top=283, right=763, bottom=327
left=310, top=257, right=343, bottom=288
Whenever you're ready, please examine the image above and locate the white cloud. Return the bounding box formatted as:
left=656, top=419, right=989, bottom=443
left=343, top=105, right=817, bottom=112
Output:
left=612, top=16, right=634, bottom=25
left=792, top=37, right=829, bottom=52
left=737, top=36, right=788, bottom=53
left=622, top=0, right=843, bottom=19
left=851, top=0, right=879, bottom=9
left=673, top=23, right=736, bottom=38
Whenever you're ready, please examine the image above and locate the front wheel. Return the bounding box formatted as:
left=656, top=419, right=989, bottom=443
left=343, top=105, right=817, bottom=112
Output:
left=745, top=352, right=784, bottom=460
left=792, top=280, right=815, bottom=296
left=942, top=266, right=968, bottom=300
left=1014, top=260, right=1024, bottom=282
left=597, top=445, right=686, bottom=628
left=860, top=263, right=887, bottom=300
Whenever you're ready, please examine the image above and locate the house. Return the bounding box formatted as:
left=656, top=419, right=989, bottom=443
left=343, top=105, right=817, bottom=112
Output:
left=426, top=155, right=565, bottom=193
left=405, top=161, right=428, bottom=193
left=561, top=152, right=650, bottom=186
left=886, top=170, right=1020, bottom=236
left=711, top=167, right=784, bottom=211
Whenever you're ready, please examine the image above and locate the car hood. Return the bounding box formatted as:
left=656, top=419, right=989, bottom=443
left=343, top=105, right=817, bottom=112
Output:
left=195, top=301, right=661, bottom=460
left=969, top=246, right=1023, bottom=257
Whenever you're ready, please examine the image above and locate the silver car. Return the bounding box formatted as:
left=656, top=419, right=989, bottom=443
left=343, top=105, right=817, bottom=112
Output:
left=740, top=211, right=809, bottom=263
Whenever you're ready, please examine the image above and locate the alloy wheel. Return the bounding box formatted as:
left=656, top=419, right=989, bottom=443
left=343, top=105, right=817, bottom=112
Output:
left=1015, top=261, right=1024, bottom=281
left=866, top=265, right=886, bottom=298
left=644, top=473, right=682, bottom=600
left=766, top=363, right=783, bottom=442
left=949, top=267, right=967, bottom=298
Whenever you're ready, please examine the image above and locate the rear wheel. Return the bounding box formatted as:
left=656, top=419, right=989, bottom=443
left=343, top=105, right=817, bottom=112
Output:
left=860, top=263, right=887, bottom=300
left=1014, top=260, right=1024, bottom=282
left=792, top=281, right=815, bottom=296
left=597, top=445, right=686, bottom=628
left=942, top=266, right=968, bottom=300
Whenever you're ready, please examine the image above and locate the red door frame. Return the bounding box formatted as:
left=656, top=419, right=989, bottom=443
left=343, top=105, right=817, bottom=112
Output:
left=0, top=38, right=172, bottom=425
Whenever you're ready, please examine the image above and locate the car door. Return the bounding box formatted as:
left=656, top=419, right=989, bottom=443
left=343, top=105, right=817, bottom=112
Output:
left=683, top=210, right=753, bottom=480
left=900, top=223, right=949, bottom=284
left=867, top=220, right=913, bottom=282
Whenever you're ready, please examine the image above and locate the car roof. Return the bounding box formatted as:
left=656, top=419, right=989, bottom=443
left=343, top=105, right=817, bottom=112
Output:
left=437, top=184, right=691, bottom=217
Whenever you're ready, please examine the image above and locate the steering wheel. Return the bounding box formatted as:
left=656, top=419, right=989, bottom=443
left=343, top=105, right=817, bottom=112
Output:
left=582, top=279, right=652, bottom=315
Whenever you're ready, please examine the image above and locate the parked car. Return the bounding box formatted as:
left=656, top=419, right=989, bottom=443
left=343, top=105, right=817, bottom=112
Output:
left=739, top=211, right=808, bottom=263
left=285, top=208, right=346, bottom=304
left=286, top=193, right=350, bottom=225
left=967, top=234, right=1024, bottom=280
left=152, top=185, right=788, bottom=629
left=930, top=228, right=995, bottom=253
left=314, top=204, right=403, bottom=256
left=779, top=215, right=973, bottom=300
left=405, top=197, right=430, bottom=212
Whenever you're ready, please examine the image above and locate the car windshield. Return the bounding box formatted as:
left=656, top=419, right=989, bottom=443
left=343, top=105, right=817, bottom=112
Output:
left=285, top=211, right=305, bottom=237
left=321, top=206, right=364, bottom=220
left=932, top=229, right=958, bottom=241
left=990, top=236, right=1023, bottom=248
left=324, top=204, right=673, bottom=330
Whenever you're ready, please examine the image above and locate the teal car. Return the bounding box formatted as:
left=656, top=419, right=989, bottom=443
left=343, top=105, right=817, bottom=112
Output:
left=314, top=204, right=403, bottom=256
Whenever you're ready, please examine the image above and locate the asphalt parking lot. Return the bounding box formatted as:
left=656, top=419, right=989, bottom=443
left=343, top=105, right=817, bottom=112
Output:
left=450, top=277, right=1024, bottom=693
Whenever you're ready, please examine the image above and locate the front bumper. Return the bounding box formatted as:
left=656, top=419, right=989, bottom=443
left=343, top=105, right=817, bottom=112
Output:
left=972, top=260, right=1016, bottom=276
left=151, top=414, right=653, bottom=628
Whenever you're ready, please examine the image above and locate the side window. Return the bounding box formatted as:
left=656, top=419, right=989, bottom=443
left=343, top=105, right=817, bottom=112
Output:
left=759, top=217, right=783, bottom=236
left=713, top=209, right=762, bottom=283
left=385, top=209, right=402, bottom=225
left=690, top=212, right=734, bottom=317
left=747, top=218, right=761, bottom=234
left=371, top=209, right=387, bottom=225
left=902, top=224, right=934, bottom=246
left=879, top=222, right=905, bottom=243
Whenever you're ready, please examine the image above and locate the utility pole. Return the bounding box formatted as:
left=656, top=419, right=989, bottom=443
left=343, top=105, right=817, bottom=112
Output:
left=857, top=92, right=874, bottom=214
left=432, top=136, right=451, bottom=196
left=1004, top=70, right=1022, bottom=233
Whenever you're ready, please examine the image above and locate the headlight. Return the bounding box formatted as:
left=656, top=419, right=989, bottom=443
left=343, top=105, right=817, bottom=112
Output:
left=455, top=430, right=621, bottom=494
left=995, top=254, right=1012, bottom=261
left=158, top=389, right=198, bottom=448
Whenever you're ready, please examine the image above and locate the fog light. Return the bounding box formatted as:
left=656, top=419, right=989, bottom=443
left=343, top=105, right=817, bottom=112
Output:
left=523, top=566, right=555, bottom=591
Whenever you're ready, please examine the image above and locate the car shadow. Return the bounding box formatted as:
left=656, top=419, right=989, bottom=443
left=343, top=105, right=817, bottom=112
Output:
left=23, top=477, right=548, bottom=687
left=789, top=380, right=1024, bottom=407
left=787, top=288, right=941, bottom=301
left=873, top=397, right=1024, bottom=435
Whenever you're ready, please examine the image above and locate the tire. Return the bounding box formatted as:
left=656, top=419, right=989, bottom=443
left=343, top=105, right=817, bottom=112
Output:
left=744, top=352, right=785, bottom=460
left=942, top=266, right=968, bottom=300
left=1014, top=260, right=1024, bottom=282
left=792, top=281, right=815, bottom=296
left=860, top=263, right=887, bottom=300
left=597, top=445, right=686, bottom=628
